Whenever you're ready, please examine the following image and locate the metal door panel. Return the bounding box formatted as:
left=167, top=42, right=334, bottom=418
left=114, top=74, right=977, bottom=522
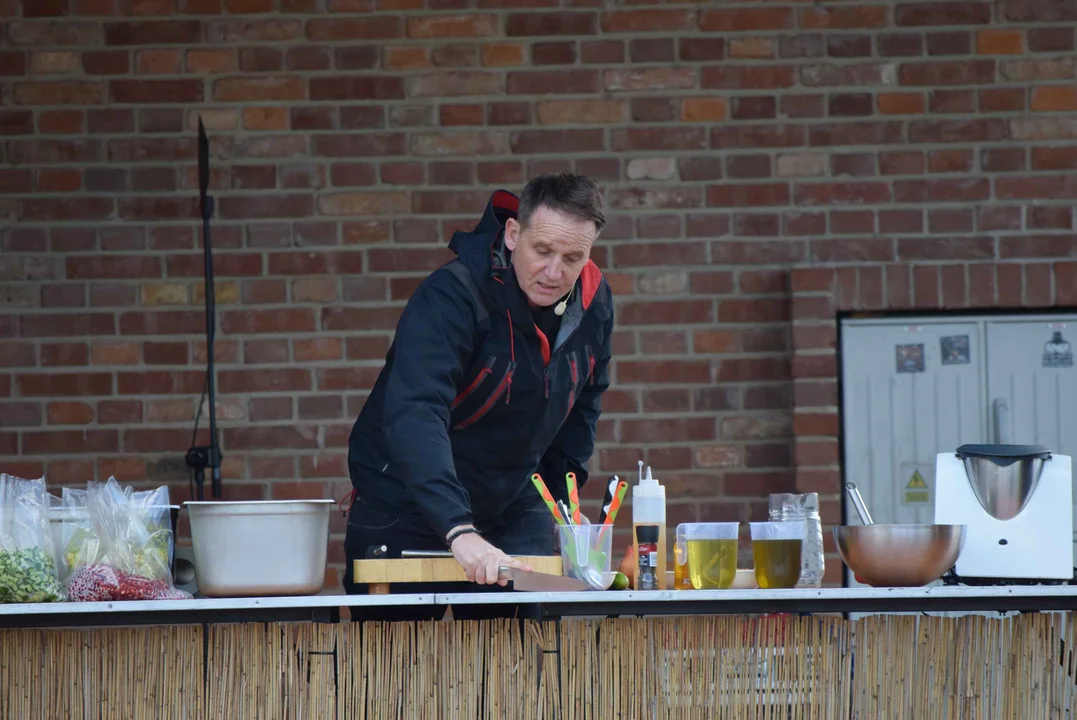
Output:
left=840, top=320, right=985, bottom=593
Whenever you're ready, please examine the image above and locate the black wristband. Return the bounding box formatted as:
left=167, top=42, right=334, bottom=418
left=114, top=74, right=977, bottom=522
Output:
left=446, top=527, right=479, bottom=546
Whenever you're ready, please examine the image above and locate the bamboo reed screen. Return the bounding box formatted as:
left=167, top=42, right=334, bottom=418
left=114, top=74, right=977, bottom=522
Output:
left=0, top=612, right=1075, bottom=718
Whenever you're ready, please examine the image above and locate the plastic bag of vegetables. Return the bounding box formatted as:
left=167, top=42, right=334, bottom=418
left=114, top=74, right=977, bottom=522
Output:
left=0, top=473, right=65, bottom=603
left=63, top=477, right=190, bottom=602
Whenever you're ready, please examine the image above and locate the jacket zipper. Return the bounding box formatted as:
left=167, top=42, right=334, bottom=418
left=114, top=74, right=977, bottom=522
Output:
left=450, top=356, right=496, bottom=411
left=543, top=313, right=589, bottom=397
left=565, top=356, right=579, bottom=420
left=519, top=278, right=603, bottom=403
left=544, top=315, right=594, bottom=400
left=544, top=297, right=597, bottom=370
left=453, top=361, right=515, bottom=430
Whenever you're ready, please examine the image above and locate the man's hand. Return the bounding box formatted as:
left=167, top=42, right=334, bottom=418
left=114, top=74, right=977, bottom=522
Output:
left=448, top=528, right=533, bottom=585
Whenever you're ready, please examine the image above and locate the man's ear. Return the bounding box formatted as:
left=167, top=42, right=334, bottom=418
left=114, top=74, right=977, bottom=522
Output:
left=504, top=218, right=519, bottom=252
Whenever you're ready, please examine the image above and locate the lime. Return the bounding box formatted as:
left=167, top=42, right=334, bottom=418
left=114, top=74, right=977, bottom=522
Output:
left=611, top=572, right=629, bottom=590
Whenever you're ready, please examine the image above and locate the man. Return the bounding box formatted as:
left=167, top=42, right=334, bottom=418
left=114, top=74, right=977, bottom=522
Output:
left=342, top=173, right=614, bottom=617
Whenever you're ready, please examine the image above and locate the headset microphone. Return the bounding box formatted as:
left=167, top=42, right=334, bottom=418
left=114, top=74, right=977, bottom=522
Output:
left=554, top=285, right=572, bottom=316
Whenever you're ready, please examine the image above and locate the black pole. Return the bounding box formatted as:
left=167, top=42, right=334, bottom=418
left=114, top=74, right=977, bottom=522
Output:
left=185, top=117, right=223, bottom=500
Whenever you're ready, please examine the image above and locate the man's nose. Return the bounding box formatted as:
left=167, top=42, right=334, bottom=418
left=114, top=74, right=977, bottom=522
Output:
left=543, top=261, right=563, bottom=280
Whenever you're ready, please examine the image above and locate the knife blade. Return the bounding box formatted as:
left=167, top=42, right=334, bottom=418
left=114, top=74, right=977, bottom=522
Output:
left=498, top=566, right=590, bottom=592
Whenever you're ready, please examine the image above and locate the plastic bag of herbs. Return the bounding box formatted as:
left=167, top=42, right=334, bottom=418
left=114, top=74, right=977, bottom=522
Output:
left=63, top=477, right=190, bottom=602
left=0, top=473, right=66, bottom=603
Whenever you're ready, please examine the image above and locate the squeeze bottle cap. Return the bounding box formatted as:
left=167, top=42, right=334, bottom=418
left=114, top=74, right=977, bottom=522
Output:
left=636, top=465, right=665, bottom=497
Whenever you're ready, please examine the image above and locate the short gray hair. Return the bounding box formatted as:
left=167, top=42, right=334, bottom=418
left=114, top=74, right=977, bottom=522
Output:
left=517, top=173, right=605, bottom=235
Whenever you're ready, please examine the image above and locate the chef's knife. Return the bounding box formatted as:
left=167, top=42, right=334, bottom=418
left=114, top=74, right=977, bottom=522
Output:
left=498, top=566, right=590, bottom=592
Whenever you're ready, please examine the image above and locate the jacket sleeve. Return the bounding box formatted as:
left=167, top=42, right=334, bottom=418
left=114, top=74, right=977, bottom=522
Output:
left=381, top=270, right=477, bottom=541
left=536, top=301, right=614, bottom=506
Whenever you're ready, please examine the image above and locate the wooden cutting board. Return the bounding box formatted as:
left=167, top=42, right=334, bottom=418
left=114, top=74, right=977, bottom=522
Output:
left=353, top=556, right=563, bottom=594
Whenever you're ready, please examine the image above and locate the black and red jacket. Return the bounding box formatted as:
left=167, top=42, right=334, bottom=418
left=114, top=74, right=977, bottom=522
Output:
left=347, top=190, right=615, bottom=542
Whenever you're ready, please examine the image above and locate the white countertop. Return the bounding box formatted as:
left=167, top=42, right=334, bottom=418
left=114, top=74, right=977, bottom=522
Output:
left=1, top=584, right=1076, bottom=617
left=435, top=584, right=1077, bottom=606
left=0, top=593, right=436, bottom=616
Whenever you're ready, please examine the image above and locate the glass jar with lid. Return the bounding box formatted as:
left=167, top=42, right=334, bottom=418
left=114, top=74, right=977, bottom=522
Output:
left=768, top=492, right=825, bottom=588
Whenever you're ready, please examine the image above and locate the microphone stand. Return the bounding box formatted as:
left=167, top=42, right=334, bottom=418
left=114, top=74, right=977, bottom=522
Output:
left=184, top=117, right=223, bottom=500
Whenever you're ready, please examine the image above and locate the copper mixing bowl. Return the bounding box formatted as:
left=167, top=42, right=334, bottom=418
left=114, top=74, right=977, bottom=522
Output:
left=834, top=524, right=967, bottom=587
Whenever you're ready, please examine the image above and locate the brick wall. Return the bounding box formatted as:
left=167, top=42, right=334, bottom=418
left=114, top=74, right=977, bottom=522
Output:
left=1, top=0, right=1076, bottom=587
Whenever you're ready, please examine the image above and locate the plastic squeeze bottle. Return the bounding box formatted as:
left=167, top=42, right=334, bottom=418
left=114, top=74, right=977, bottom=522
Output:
left=631, top=461, right=667, bottom=590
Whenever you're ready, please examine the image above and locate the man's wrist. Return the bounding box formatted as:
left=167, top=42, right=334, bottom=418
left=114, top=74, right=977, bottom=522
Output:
left=445, top=524, right=479, bottom=546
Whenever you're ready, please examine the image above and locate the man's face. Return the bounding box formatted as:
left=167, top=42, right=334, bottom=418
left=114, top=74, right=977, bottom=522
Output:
left=504, top=206, right=597, bottom=308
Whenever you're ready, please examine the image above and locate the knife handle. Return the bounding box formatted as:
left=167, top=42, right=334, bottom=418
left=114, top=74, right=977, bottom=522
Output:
left=607, top=480, right=628, bottom=525
left=596, top=481, right=628, bottom=545
left=530, top=473, right=567, bottom=525
left=566, top=472, right=581, bottom=523
left=597, top=475, right=619, bottom=524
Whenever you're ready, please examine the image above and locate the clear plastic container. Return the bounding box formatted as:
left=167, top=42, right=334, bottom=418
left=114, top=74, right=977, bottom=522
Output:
left=768, top=492, right=825, bottom=588
left=674, top=522, right=739, bottom=589
left=558, top=523, right=613, bottom=591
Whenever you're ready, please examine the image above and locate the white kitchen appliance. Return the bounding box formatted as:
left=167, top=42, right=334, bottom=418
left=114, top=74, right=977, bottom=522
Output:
left=934, top=444, right=1074, bottom=582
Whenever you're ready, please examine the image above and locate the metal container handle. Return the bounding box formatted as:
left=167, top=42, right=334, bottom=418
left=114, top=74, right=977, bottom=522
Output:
left=401, top=550, right=454, bottom=558
left=844, top=483, right=874, bottom=525
left=993, top=398, right=1009, bottom=445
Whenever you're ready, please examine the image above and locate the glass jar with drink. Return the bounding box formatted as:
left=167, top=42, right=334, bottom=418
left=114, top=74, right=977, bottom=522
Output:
left=767, top=492, right=825, bottom=588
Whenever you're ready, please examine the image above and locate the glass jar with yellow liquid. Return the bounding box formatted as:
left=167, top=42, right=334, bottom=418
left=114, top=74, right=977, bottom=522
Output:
left=768, top=493, right=825, bottom=588
left=673, top=522, right=740, bottom=589
left=750, top=521, right=805, bottom=589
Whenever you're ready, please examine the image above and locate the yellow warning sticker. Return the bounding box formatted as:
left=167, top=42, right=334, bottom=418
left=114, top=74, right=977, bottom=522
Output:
left=904, top=469, right=929, bottom=504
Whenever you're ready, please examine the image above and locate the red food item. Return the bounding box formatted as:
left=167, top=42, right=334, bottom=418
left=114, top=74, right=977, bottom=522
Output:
left=617, top=543, right=635, bottom=588
left=67, top=564, right=190, bottom=602
left=67, top=565, right=115, bottom=602
left=112, top=572, right=158, bottom=600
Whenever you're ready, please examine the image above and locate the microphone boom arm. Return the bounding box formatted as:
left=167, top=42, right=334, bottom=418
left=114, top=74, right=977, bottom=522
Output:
left=185, top=117, right=223, bottom=501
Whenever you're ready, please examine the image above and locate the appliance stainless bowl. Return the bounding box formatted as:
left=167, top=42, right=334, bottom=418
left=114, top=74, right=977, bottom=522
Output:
left=956, top=444, right=1052, bottom=521
left=834, top=524, right=966, bottom=587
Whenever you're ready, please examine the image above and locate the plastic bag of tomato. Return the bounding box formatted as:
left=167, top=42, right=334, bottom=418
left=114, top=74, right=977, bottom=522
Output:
left=61, top=477, right=191, bottom=603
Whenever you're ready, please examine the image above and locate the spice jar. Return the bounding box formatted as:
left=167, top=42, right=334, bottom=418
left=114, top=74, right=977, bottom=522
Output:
left=635, top=525, right=660, bottom=591
left=768, top=493, right=825, bottom=588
